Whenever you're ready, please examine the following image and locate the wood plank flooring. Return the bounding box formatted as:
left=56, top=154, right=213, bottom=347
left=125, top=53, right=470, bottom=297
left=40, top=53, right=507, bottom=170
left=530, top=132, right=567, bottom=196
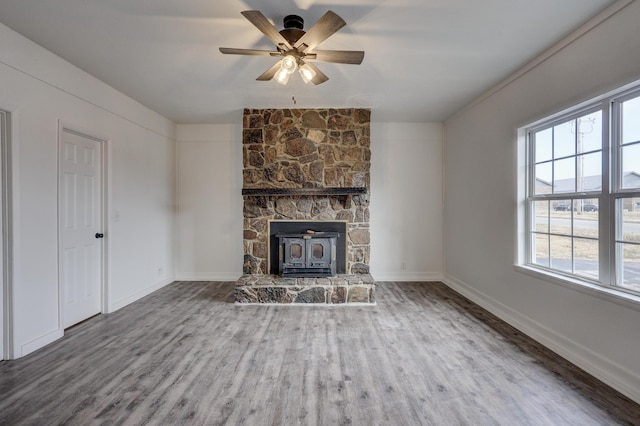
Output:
left=0, top=281, right=638, bottom=425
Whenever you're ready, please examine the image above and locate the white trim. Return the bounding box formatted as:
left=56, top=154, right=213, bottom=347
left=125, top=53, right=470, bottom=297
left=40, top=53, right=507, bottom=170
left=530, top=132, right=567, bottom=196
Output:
left=0, top=106, right=18, bottom=360
left=8, top=109, right=19, bottom=360
left=19, top=328, right=64, bottom=358
left=175, top=273, right=241, bottom=282
left=443, top=273, right=640, bottom=405
left=515, top=127, right=528, bottom=266
left=0, top=109, right=7, bottom=360
left=371, top=272, right=443, bottom=282
left=107, top=278, right=174, bottom=313
left=99, top=135, right=110, bottom=313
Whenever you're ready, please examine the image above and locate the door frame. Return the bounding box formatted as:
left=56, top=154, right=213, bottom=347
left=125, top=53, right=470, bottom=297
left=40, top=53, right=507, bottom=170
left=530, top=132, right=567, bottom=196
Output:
left=57, top=123, right=109, bottom=330
left=0, top=109, right=14, bottom=360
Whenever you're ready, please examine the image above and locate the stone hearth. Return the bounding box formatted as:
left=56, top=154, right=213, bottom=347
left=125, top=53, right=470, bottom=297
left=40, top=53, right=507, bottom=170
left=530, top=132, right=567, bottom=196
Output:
left=235, top=274, right=375, bottom=304
left=237, top=108, right=375, bottom=304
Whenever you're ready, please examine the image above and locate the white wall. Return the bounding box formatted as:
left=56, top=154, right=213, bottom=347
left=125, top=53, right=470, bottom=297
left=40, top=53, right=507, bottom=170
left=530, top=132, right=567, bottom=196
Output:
left=370, top=122, right=443, bottom=281
left=443, top=1, right=640, bottom=403
left=0, top=23, right=176, bottom=357
left=175, top=124, right=243, bottom=280
left=176, top=121, right=443, bottom=282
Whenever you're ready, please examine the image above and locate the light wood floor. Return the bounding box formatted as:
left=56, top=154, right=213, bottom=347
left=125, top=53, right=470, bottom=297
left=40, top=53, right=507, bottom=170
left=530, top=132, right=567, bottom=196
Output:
left=0, top=281, right=638, bottom=425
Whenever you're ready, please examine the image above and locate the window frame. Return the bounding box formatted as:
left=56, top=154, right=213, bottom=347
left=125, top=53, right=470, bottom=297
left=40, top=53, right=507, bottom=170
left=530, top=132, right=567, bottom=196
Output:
left=521, top=84, right=640, bottom=300
left=612, top=90, right=640, bottom=291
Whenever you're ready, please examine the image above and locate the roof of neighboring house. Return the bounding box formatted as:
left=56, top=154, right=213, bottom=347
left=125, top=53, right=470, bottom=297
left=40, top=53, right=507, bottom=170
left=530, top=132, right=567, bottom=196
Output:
left=536, top=177, right=552, bottom=186
left=554, top=171, right=640, bottom=193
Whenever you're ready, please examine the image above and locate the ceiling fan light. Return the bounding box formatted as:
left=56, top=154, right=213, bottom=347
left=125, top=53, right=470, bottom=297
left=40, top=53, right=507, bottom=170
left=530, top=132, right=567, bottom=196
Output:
left=281, top=55, right=297, bottom=74
left=275, top=66, right=290, bottom=85
left=299, top=64, right=316, bottom=84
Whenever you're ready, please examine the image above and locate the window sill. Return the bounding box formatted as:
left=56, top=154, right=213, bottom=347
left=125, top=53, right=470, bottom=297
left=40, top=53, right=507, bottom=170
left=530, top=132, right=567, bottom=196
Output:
left=514, top=264, right=640, bottom=312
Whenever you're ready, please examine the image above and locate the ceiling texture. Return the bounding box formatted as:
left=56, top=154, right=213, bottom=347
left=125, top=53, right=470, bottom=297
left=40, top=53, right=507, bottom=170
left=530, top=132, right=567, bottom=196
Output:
left=0, top=0, right=616, bottom=123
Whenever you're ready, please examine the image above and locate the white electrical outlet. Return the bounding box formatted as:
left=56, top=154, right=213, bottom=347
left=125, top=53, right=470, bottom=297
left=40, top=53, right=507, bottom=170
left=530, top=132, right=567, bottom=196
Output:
left=401, top=262, right=406, bottom=270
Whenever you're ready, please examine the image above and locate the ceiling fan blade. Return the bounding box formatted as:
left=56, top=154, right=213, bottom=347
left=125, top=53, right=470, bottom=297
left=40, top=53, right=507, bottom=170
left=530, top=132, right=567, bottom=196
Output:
left=256, top=62, right=281, bottom=81
left=303, top=62, right=329, bottom=85
left=241, top=10, right=292, bottom=50
left=219, top=47, right=280, bottom=56
left=294, top=11, right=346, bottom=51
left=309, top=50, right=364, bottom=65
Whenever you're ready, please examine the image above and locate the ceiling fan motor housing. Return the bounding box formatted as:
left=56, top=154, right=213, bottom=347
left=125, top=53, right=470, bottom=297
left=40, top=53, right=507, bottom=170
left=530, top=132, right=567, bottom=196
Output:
left=283, top=15, right=304, bottom=29
left=280, top=15, right=306, bottom=45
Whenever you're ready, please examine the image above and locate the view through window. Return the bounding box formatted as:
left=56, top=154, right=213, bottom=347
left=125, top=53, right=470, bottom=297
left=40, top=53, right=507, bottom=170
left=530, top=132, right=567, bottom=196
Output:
left=526, top=88, right=640, bottom=296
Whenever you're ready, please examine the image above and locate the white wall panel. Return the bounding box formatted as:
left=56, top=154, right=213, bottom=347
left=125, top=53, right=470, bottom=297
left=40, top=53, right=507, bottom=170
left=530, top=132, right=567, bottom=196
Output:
left=370, top=122, right=443, bottom=281
left=175, top=124, right=243, bottom=281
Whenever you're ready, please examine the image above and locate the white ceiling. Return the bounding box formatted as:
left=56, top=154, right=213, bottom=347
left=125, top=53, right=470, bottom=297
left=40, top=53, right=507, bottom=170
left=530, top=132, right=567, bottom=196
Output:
left=0, top=0, right=615, bottom=123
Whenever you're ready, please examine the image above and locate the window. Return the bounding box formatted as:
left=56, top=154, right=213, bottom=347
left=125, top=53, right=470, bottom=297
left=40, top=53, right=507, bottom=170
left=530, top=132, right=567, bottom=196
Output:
left=524, top=87, right=640, bottom=296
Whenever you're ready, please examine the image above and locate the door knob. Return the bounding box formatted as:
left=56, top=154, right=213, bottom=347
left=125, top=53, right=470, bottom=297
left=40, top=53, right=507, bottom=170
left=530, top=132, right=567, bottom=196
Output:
left=95, top=233, right=104, bottom=239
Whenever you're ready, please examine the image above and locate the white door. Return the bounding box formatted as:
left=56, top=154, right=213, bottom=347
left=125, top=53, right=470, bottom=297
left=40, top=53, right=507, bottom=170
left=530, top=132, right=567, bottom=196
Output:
left=60, top=129, right=103, bottom=328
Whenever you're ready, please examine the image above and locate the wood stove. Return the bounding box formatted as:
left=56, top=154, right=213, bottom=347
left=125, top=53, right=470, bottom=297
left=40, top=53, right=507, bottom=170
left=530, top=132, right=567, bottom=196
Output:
left=268, top=220, right=347, bottom=276
left=277, top=232, right=339, bottom=277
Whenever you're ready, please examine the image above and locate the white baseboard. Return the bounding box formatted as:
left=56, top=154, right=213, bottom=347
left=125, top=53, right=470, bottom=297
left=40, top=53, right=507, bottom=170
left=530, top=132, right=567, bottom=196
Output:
left=442, top=273, right=640, bottom=405
left=372, top=272, right=443, bottom=282
left=19, top=327, right=64, bottom=358
left=174, top=273, right=241, bottom=281
left=107, top=278, right=174, bottom=313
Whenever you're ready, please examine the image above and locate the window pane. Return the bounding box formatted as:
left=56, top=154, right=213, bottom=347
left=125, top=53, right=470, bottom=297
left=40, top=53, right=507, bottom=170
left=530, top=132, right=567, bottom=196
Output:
left=550, top=235, right=572, bottom=272
left=535, top=128, right=553, bottom=162
left=620, top=243, right=640, bottom=292
left=535, top=162, right=552, bottom=194
left=533, top=233, right=549, bottom=267
left=552, top=199, right=575, bottom=219
left=574, top=238, right=599, bottom=279
left=622, top=208, right=640, bottom=243
left=617, top=202, right=640, bottom=291
left=577, top=111, right=602, bottom=153
left=621, top=143, right=640, bottom=189
left=554, top=121, right=575, bottom=158
left=577, top=152, right=601, bottom=191
left=554, top=158, right=575, bottom=193
left=534, top=200, right=549, bottom=232
left=622, top=96, right=640, bottom=145
left=575, top=203, right=598, bottom=238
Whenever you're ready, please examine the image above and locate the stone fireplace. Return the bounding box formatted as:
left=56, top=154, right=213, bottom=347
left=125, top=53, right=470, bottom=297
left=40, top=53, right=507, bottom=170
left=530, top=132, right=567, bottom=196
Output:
left=235, top=108, right=375, bottom=304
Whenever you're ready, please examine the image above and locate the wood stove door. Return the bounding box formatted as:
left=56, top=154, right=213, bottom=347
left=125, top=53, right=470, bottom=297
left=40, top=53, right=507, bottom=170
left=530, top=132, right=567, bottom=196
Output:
left=306, top=238, right=332, bottom=269
left=283, top=238, right=306, bottom=269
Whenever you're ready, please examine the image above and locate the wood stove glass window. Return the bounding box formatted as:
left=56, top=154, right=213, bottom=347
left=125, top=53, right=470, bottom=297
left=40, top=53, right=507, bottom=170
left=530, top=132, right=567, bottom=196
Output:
left=291, top=243, right=303, bottom=259
left=312, top=243, right=324, bottom=259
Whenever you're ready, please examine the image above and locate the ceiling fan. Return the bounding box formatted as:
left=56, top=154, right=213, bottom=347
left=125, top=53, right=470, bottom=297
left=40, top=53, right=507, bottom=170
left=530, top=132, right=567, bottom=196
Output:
left=219, top=10, right=364, bottom=85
